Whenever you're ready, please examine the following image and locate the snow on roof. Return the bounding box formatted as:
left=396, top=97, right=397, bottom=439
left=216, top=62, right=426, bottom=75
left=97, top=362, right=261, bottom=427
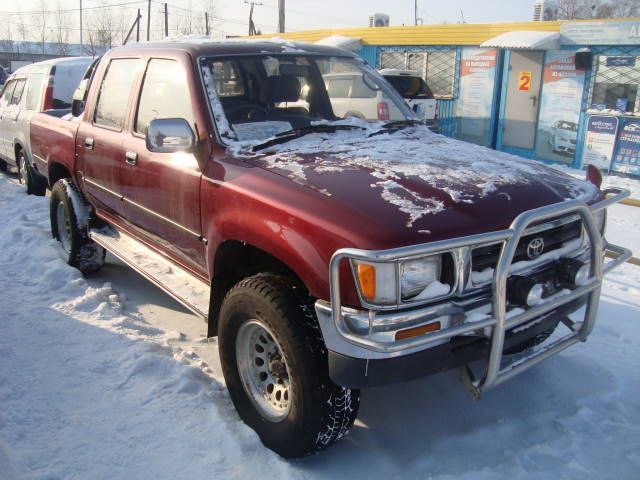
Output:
left=480, top=30, right=560, bottom=50
left=314, top=35, right=362, bottom=51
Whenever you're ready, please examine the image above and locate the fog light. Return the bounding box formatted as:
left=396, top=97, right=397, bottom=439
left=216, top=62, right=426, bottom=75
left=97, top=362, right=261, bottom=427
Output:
left=526, top=283, right=544, bottom=306
left=508, top=276, right=545, bottom=307
left=559, top=258, right=590, bottom=287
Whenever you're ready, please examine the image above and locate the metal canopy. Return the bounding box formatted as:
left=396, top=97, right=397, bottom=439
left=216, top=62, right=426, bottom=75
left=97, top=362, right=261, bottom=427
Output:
left=480, top=30, right=560, bottom=50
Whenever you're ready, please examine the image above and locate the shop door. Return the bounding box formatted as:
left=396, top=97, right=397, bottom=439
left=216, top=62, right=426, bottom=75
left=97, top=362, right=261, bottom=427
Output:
left=503, top=51, right=544, bottom=150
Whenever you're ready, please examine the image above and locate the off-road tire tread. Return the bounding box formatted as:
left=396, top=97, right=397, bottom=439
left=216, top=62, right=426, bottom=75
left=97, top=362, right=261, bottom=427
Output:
left=50, top=179, right=105, bottom=275
left=219, top=274, right=360, bottom=458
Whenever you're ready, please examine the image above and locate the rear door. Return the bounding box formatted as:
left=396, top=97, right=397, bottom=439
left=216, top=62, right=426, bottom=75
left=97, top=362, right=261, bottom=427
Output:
left=78, top=57, right=141, bottom=216
left=120, top=57, right=205, bottom=273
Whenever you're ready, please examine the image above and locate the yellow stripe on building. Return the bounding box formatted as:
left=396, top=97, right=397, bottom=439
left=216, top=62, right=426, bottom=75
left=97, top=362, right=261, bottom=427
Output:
left=256, top=17, right=640, bottom=46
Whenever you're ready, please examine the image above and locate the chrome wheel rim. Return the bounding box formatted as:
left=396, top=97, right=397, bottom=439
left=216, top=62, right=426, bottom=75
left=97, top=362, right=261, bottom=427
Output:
left=236, top=320, right=292, bottom=422
left=18, top=154, right=27, bottom=188
left=56, top=201, right=72, bottom=254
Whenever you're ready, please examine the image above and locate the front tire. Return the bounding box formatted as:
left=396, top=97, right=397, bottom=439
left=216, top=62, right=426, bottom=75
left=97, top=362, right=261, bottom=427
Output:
left=50, top=179, right=105, bottom=275
left=17, top=150, right=46, bottom=196
left=218, top=274, right=360, bottom=458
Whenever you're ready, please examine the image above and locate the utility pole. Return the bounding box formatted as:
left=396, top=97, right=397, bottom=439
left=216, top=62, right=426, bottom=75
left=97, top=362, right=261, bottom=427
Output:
left=147, top=0, right=151, bottom=41
left=136, top=9, right=141, bottom=41
left=278, top=0, right=285, bottom=33
left=414, top=0, right=418, bottom=26
left=245, top=1, right=262, bottom=36
left=79, top=0, right=83, bottom=54
left=164, top=3, right=168, bottom=37
left=205, top=12, right=210, bottom=36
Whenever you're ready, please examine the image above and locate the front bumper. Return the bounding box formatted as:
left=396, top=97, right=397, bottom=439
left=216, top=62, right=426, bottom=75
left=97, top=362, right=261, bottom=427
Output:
left=316, top=189, right=632, bottom=394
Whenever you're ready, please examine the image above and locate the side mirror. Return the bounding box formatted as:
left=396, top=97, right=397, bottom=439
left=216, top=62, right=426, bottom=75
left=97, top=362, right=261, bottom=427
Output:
left=146, top=118, right=195, bottom=153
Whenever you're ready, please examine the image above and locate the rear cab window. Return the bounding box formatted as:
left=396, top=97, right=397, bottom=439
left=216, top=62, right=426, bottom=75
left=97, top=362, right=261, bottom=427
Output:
left=93, top=58, right=140, bottom=130
left=51, top=60, right=92, bottom=109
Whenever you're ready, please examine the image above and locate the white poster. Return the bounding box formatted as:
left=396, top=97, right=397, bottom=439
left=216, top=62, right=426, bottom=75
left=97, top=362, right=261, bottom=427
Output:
left=582, top=115, right=619, bottom=170
left=456, top=47, right=498, bottom=146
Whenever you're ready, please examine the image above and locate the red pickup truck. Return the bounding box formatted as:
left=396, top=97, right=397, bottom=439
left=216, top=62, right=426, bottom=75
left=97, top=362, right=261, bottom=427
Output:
left=29, top=40, right=631, bottom=458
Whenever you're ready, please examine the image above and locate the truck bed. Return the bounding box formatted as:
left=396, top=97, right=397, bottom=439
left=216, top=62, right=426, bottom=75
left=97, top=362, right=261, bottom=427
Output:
left=30, top=111, right=80, bottom=184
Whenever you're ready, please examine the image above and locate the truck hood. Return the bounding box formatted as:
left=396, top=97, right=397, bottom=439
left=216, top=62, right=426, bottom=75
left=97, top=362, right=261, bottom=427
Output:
left=239, top=126, right=599, bottom=245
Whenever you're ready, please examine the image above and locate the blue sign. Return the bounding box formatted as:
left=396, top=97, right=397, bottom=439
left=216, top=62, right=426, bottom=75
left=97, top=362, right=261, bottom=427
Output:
left=606, top=56, right=636, bottom=67
left=612, top=117, right=640, bottom=176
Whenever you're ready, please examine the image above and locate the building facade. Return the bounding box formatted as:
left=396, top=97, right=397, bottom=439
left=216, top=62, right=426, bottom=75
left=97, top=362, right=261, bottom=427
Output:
left=265, top=18, right=640, bottom=178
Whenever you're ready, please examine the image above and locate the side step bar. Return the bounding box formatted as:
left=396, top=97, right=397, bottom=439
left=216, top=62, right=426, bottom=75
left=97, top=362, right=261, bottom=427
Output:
left=89, top=227, right=210, bottom=319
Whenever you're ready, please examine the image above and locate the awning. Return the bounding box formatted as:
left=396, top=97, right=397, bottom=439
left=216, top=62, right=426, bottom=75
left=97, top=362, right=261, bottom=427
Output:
left=314, top=35, right=362, bottom=51
left=480, top=30, right=560, bottom=50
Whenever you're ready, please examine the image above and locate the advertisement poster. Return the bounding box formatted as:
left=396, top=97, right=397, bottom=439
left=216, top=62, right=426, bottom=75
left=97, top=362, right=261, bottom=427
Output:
left=612, top=117, right=640, bottom=175
left=534, top=50, right=585, bottom=164
left=455, top=47, right=497, bottom=146
left=582, top=115, right=619, bottom=170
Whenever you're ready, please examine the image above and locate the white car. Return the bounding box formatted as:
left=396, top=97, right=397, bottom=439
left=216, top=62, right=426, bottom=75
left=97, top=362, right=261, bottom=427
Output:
left=322, top=72, right=406, bottom=121
left=549, top=120, right=578, bottom=155
left=379, top=69, right=438, bottom=132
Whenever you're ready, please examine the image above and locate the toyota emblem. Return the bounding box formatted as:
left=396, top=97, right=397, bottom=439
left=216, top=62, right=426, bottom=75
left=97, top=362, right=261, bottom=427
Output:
left=527, top=237, right=545, bottom=259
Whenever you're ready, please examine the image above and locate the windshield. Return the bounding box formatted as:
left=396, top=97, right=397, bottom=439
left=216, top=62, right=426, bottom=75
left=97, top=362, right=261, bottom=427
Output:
left=200, top=55, right=415, bottom=142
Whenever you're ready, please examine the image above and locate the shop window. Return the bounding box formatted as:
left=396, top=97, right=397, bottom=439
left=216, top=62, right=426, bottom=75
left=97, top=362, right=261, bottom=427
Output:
left=380, top=50, right=456, bottom=99
left=591, top=56, right=640, bottom=113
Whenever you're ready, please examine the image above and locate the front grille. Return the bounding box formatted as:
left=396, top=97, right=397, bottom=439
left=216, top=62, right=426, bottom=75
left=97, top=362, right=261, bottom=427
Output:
left=472, top=218, right=582, bottom=275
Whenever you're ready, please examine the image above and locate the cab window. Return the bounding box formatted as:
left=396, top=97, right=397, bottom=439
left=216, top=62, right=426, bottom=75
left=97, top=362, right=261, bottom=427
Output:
left=94, top=58, right=140, bottom=130
left=25, top=73, right=45, bottom=111
left=10, top=79, right=26, bottom=106
left=0, top=80, right=16, bottom=107
left=135, top=59, right=194, bottom=135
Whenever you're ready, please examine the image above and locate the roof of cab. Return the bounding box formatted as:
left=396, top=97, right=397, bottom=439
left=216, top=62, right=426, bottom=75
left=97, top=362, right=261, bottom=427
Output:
left=107, top=38, right=356, bottom=58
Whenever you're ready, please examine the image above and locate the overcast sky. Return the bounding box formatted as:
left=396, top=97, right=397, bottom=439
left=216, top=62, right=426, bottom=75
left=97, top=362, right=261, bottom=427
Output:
left=0, top=0, right=539, bottom=43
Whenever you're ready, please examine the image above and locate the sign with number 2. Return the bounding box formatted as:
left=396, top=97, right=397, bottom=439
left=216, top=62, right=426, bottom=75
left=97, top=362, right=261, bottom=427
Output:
left=518, top=71, right=532, bottom=91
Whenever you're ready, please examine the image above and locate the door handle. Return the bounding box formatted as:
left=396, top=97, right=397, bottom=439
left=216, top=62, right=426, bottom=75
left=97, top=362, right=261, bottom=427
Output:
left=125, top=151, right=138, bottom=166
left=85, top=137, right=94, bottom=150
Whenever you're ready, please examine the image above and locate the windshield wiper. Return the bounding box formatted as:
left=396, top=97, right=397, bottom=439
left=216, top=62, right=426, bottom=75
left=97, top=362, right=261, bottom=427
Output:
left=369, top=119, right=424, bottom=137
left=252, top=124, right=365, bottom=151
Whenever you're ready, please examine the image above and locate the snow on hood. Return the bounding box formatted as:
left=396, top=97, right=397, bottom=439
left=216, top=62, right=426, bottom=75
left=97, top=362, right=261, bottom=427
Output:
left=233, top=125, right=599, bottom=228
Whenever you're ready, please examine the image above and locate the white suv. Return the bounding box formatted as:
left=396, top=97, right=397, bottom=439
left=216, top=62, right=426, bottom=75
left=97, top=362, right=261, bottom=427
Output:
left=379, top=69, right=438, bottom=132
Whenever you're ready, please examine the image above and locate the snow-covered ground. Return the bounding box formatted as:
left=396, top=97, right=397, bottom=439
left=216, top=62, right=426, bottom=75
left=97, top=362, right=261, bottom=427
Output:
left=1, top=171, right=639, bottom=479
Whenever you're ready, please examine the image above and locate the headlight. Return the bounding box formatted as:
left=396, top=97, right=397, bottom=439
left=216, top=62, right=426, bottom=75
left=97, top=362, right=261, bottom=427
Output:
left=353, top=254, right=452, bottom=307
left=401, top=256, right=442, bottom=300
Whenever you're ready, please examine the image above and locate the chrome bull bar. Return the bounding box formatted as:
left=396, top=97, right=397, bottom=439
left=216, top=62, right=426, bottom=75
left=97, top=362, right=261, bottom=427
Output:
left=321, top=188, right=632, bottom=396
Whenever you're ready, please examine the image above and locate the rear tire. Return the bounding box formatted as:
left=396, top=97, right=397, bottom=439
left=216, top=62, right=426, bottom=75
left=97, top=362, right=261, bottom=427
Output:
left=218, top=274, right=360, bottom=458
left=50, top=179, right=105, bottom=275
left=17, top=150, right=46, bottom=196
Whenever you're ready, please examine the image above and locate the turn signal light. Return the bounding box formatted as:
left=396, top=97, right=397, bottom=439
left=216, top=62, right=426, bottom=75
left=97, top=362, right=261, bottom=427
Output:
left=395, top=321, right=441, bottom=341
left=356, top=263, right=376, bottom=301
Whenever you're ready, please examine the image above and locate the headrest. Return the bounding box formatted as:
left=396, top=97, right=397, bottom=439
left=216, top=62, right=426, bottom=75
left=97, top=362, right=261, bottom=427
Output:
left=260, top=75, right=301, bottom=104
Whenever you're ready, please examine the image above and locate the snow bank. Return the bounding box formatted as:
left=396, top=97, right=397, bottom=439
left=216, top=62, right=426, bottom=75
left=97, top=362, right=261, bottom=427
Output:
left=0, top=174, right=295, bottom=479
left=0, top=172, right=639, bottom=479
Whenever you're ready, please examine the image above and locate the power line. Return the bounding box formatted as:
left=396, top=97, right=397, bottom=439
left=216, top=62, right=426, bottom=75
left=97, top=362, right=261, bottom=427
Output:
left=0, top=0, right=147, bottom=17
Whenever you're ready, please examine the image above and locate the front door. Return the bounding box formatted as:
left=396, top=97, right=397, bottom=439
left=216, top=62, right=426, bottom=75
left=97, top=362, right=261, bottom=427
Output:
left=503, top=51, right=544, bottom=150
left=79, top=58, right=141, bottom=217
left=0, top=80, right=16, bottom=159
left=119, top=57, right=206, bottom=275
left=1, top=78, right=26, bottom=164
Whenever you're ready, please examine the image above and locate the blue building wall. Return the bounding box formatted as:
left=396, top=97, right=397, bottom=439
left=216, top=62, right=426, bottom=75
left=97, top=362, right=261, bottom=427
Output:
left=355, top=42, right=639, bottom=176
